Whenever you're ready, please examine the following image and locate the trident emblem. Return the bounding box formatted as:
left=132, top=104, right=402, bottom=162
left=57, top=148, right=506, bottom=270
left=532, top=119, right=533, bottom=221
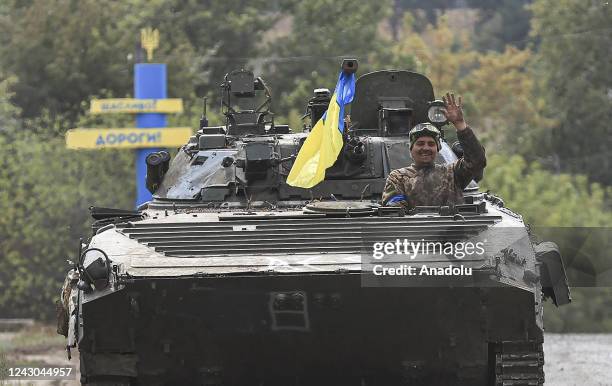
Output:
left=140, top=27, right=159, bottom=62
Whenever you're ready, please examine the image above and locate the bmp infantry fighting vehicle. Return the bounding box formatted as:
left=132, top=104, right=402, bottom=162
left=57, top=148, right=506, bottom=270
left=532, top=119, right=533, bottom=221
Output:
left=58, top=60, right=571, bottom=385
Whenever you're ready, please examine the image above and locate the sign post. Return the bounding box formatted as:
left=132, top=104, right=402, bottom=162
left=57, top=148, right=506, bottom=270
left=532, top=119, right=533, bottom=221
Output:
left=134, top=63, right=167, bottom=206
left=65, top=28, right=190, bottom=208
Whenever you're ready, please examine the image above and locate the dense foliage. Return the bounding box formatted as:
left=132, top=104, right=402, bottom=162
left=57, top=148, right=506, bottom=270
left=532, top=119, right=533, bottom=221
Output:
left=0, top=0, right=609, bottom=330
left=530, top=0, right=612, bottom=185
left=0, top=133, right=134, bottom=319
left=0, top=0, right=134, bottom=129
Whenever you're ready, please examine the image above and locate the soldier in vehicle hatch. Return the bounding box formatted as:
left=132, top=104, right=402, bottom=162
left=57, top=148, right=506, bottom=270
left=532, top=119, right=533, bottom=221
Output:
left=382, top=92, right=486, bottom=210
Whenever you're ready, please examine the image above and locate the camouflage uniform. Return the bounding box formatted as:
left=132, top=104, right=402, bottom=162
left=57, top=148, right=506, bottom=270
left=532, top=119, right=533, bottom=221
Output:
left=382, top=126, right=486, bottom=209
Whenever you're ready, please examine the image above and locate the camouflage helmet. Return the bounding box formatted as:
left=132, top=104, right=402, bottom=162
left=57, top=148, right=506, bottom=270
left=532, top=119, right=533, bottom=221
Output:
left=409, top=123, right=442, bottom=150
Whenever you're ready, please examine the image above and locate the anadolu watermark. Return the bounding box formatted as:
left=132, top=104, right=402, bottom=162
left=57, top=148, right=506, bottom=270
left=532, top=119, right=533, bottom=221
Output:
left=369, top=238, right=487, bottom=277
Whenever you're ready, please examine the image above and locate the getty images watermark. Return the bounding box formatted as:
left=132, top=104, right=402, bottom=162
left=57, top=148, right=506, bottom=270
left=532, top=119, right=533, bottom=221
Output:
left=369, top=239, right=486, bottom=277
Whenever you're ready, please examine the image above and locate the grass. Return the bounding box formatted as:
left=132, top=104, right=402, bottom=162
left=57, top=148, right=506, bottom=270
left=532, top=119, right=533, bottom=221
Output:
left=0, top=323, right=69, bottom=379
left=8, top=325, right=65, bottom=354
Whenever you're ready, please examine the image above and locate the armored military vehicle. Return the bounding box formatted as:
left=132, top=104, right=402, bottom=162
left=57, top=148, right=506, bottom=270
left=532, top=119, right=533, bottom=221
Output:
left=58, top=60, right=571, bottom=385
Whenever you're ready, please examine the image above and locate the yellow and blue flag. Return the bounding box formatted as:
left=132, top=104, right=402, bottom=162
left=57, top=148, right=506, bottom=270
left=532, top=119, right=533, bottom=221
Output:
left=287, top=71, right=356, bottom=188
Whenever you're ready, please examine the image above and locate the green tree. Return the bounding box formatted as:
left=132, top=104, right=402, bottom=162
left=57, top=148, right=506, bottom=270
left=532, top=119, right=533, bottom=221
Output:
left=263, top=0, right=393, bottom=122
left=0, top=0, right=135, bottom=130
left=468, top=0, right=533, bottom=51
left=392, top=14, right=476, bottom=94
left=529, top=0, right=612, bottom=184
left=0, top=75, right=21, bottom=133
left=389, top=0, right=533, bottom=51
left=480, top=154, right=611, bottom=228
left=0, top=0, right=279, bottom=132
left=0, top=131, right=134, bottom=319
left=459, top=46, right=555, bottom=154
left=119, top=0, right=279, bottom=104
left=392, top=14, right=561, bottom=161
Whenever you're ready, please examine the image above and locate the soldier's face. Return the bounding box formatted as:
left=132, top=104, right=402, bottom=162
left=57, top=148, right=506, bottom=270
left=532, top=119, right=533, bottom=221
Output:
left=411, top=136, right=438, bottom=166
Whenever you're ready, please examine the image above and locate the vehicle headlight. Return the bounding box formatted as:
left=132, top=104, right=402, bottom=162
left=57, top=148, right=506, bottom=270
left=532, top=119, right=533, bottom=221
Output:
left=427, top=100, right=447, bottom=125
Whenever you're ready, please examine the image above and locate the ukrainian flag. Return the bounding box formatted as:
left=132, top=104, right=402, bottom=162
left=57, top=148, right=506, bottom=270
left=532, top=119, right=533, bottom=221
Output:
left=287, top=71, right=356, bottom=188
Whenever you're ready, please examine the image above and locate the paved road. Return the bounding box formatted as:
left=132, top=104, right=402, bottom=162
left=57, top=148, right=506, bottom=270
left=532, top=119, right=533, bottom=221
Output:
left=544, top=333, right=612, bottom=386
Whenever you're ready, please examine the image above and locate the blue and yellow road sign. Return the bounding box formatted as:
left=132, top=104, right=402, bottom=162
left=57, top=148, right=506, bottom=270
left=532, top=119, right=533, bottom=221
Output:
left=90, top=98, right=183, bottom=114
left=66, top=28, right=185, bottom=206
left=66, top=127, right=192, bottom=149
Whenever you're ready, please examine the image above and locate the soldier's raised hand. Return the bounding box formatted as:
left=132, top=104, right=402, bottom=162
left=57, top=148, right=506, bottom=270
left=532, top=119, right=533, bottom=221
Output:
left=442, top=92, right=467, bottom=130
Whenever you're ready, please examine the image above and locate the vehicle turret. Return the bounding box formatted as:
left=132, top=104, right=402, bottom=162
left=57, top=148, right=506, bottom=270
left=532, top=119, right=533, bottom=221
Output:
left=146, top=61, right=475, bottom=210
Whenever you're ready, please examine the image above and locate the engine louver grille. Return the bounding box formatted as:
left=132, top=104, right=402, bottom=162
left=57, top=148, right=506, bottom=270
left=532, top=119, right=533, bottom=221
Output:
left=117, top=215, right=501, bottom=257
